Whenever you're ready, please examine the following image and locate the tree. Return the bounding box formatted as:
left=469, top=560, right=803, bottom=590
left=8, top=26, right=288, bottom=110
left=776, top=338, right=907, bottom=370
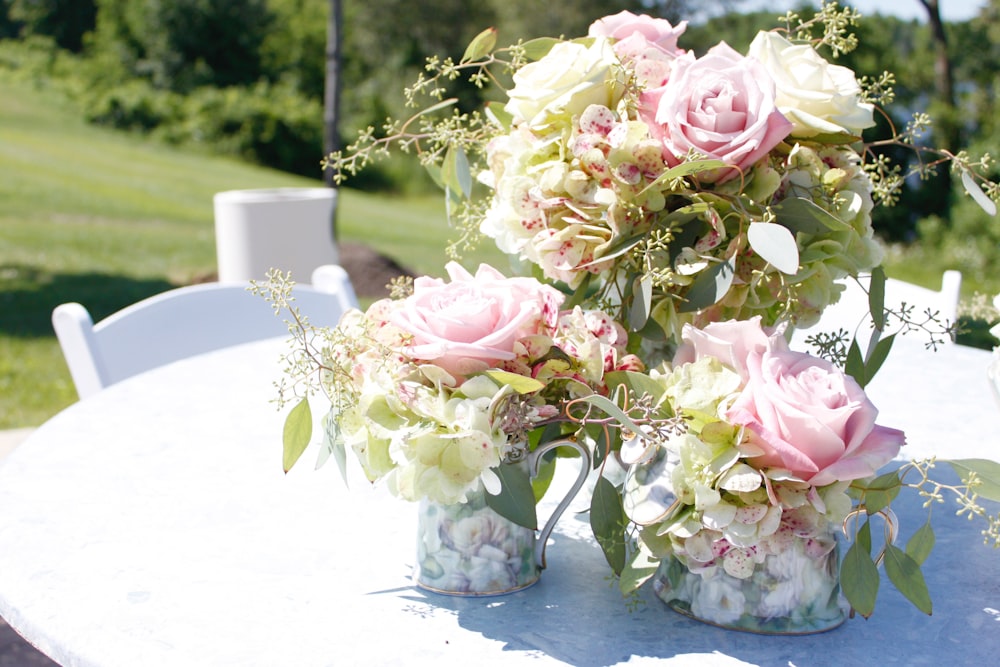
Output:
left=87, top=0, right=274, bottom=92
left=324, top=0, right=342, bottom=192
left=917, top=0, right=960, bottom=148
left=7, top=0, right=96, bottom=51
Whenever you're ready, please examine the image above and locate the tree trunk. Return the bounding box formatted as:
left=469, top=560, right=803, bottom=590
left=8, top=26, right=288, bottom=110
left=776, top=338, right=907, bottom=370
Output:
left=324, top=0, right=343, bottom=234
left=918, top=0, right=961, bottom=147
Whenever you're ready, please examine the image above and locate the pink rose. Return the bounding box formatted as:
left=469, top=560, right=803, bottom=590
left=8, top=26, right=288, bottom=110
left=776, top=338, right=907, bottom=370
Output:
left=588, top=11, right=687, bottom=55
left=389, top=262, right=564, bottom=379
left=640, top=42, right=793, bottom=183
left=726, top=344, right=905, bottom=487
left=673, top=316, right=781, bottom=378
left=588, top=11, right=687, bottom=89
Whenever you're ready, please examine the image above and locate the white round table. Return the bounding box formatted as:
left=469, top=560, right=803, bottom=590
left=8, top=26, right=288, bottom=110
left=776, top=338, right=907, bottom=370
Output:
left=1, top=338, right=999, bottom=666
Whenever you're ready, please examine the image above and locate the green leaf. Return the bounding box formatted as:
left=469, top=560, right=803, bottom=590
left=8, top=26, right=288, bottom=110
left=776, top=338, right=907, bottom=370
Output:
left=845, top=337, right=866, bottom=387
left=520, top=37, right=560, bottom=60
left=282, top=398, right=313, bottom=473
left=530, top=453, right=555, bottom=503
left=862, top=332, right=895, bottom=383
left=946, top=459, right=1000, bottom=503
left=605, top=370, right=670, bottom=413
left=642, top=159, right=728, bottom=194
left=772, top=196, right=850, bottom=234
left=747, top=222, right=799, bottom=274
left=590, top=475, right=627, bottom=574
left=962, top=169, right=998, bottom=216
left=906, top=521, right=935, bottom=566
left=884, top=544, right=933, bottom=615
left=630, top=274, right=653, bottom=332
left=841, top=520, right=879, bottom=618
left=320, top=410, right=348, bottom=485
left=869, top=266, right=887, bottom=331
left=574, top=393, right=645, bottom=434
left=482, top=369, right=545, bottom=394
left=861, top=470, right=903, bottom=514
left=441, top=145, right=472, bottom=199
left=461, top=27, right=497, bottom=63
left=484, top=100, right=513, bottom=130
left=485, top=463, right=538, bottom=529
left=619, top=548, right=660, bottom=595
left=679, top=259, right=735, bottom=312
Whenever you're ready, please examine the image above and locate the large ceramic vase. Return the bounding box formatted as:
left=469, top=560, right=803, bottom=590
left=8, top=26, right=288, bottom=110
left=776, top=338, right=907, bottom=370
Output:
left=414, top=439, right=589, bottom=596
left=652, top=527, right=847, bottom=635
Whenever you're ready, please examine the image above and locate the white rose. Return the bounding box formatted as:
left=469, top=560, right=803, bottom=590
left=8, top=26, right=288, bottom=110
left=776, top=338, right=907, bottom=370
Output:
left=505, top=38, right=623, bottom=129
left=747, top=31, right=875, bottom=137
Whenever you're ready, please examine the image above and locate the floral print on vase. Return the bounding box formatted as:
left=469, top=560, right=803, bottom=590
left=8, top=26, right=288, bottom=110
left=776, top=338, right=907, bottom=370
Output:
left=416, top=486, right=539, bottom=595
left=653, top=526, right=847, bottom=635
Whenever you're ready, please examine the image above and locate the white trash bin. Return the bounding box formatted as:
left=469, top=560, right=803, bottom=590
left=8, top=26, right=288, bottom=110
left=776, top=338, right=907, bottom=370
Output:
left=213, top=187, right=340, bottom=284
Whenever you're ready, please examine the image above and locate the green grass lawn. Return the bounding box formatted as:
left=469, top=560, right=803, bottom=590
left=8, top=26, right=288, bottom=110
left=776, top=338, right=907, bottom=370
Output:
left=0, top=78, right=504, bottom=428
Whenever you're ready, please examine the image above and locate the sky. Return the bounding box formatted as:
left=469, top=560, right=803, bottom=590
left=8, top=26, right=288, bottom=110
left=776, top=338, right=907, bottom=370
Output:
left=739, top=0, right=987, bottom=22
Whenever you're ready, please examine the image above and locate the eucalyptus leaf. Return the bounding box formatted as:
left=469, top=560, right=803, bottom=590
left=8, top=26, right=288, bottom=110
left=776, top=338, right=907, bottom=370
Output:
left=485, top=463, right=538, bottom=529
left=962, top=170, right=998, bottom=216
left=590, top=475, right=627, bottom=573
left=520, top=37, right=560, bottom=60
left=461, top=27, right=497, bottom=63
left=531, top=453, right=556, bottom=503
left=884, top=544, right=932, bottom=615
left=861, top=470, right=903, bottom=515
left=619, top=547, right=660, bottom=595
left=679, top=260, right=735, bottom=312
left=845, top=337, right=865, bottom=387
left=630, top=274, right=653, bottom=332
left=484, top=101, right=513, bottom=131
left=747, top=222, right=800, bottom=274
left=320, top=410, right=348, bottom=485
left=841, top=520, right=879, bottom=618
left=946, top=459, right=1000, bottom=503
left=642, top=159, right=728, bottom=194
left=772, top=197, right=850, bottom=234
left=605, top=370, right=670, bottom=413
left=282, top=398, right=313, bottom=473
left=441, top=146, right=472, bottom=199
left=574, top=393, right=645, bottom=434
left=862, top=332, right=895, bottom=383
left=483, top=369, right=545, bottom=394
left=868, top=266, right=887, bottom=331
left=585, top=232, right=644, bottom=267
left=906, top=521, right=935, bottom=566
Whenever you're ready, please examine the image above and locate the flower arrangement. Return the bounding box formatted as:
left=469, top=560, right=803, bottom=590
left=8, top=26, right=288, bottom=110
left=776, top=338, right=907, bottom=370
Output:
left=614, top=317, right=904, bottom=626
left=266, top=1, right=1000, bottom=623
left=327, top=3, right=996, bottom=351
left=271, top=261, right=641, bottom=507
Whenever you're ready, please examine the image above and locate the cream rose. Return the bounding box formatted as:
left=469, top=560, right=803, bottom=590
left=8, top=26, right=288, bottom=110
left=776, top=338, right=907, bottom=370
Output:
left=504, top=38, right=623, bottom=129
left=747, top=31, right=875, bottom=137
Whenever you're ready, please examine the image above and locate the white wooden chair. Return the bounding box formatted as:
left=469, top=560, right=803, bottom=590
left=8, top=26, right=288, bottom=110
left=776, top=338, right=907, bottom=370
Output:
left=791, top=270, right=962, bottom=352
left=52, top=264, right=358, bottom=400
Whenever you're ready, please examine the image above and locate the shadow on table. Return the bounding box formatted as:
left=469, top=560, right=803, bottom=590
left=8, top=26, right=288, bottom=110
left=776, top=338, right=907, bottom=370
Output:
left=397, top=492, right=1000, bottom=667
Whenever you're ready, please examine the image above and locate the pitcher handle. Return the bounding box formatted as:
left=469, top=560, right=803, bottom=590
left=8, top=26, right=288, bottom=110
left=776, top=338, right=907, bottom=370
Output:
left=528, top=438, right=591, bottom=570
left=842, top=506, right=898, bottom=567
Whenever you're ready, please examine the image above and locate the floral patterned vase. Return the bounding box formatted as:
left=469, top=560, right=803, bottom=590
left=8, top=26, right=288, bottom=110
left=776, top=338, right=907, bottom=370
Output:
left=652, top=528, right=847, bottom=635
left=415, top=439, right=589, bottom=596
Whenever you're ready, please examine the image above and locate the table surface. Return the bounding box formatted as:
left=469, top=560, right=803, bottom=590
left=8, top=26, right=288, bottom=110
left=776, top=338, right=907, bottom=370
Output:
left=1, top=335, right=999, bottom=667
